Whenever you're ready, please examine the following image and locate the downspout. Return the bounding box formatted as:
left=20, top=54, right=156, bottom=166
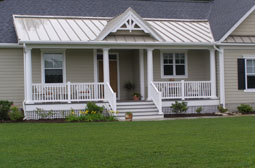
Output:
left=23, top=43, right=27, bottom=120
left=214, top=44, right=226, bottom=108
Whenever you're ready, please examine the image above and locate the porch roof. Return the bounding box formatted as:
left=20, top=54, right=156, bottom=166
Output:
left=224, top=35, right=255, bottom=43
left=13, top=15, right=214, bottom=44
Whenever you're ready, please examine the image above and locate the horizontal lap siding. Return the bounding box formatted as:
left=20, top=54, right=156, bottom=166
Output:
left=0, top=49, right=24, bottom=106
left=66, top=49, right=94, bottom=82
left=117, top=50, right=138, bottom=100
left=232, top=11, right=255, bottom=35
left=224, top=49, right=255, bottom=104
left=153, top=50, right=210, bottom=81
left=32, top=49, right=41, bottom=83
left=32, top=49, right=95, bottom=83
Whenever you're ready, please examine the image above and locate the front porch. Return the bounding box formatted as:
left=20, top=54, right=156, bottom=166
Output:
left=23, top=47, right=219, bottom=118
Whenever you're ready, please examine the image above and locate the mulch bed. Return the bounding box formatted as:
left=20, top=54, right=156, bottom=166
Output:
left=164, top=113, right=223, bottom=118
left=240, top=112, right=255, bottom=115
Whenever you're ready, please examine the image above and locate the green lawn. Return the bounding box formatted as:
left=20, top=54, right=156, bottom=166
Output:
left=1, top=117, right=255, bottom=168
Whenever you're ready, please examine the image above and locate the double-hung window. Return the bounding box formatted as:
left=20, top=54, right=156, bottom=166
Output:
left=161, top=52, right=187, bottom=78
left=43, top=53, right=64, bottom=83
left=246, top=59, right=255, bottom=89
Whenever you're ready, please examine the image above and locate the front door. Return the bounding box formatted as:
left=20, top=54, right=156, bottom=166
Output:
left=98, top=60, right=118, bottom=95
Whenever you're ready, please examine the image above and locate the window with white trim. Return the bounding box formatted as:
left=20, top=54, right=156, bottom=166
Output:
left=246, top=59, right=255, bottom=89
left=43, top=53, right=64, bottom=83
left=161, top=52, right=187, bottom=78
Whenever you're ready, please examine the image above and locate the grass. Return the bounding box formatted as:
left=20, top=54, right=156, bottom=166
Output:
left=1, top=116, right=255, bottom=168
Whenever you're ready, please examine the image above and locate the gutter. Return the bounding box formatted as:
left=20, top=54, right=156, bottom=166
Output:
left=20, top=40, right=215, bottom=47
left=216, top=43, right=255, bottom=46
left=0, top=43, right=22, bottom=48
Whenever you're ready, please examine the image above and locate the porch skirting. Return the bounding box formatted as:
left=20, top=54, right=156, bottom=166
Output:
left=163, top=105, right=218, bottom=114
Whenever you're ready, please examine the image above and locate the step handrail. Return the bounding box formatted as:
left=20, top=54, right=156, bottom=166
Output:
left=105, top=82, right=117, bottom=112
left=150, top=82, right=163, bottom=115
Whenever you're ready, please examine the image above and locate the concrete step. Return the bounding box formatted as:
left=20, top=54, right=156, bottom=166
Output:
left=117, top=112, right=159, bottom=116
left=117, top=101, right=154, bottom=106
left=117, top=108, right=158, bottom=113
left=117, top=105, right=156, bottom=110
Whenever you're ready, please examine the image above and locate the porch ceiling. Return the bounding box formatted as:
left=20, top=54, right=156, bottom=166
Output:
left=13, top=15, right=214, bottom=44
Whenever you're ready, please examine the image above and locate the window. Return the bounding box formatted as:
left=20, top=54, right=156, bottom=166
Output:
left=246, top=59, right=255, bottom=89
left=161, top=52, right=187, bottom=78
left=43, top=53, right=64, bottom=83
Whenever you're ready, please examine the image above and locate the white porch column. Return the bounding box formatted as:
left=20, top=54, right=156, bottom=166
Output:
left=219, top=47, right=225, bottom=108
left=103, top=48, right=110, bottom=84
left=24, top=48, right=33, bottom=104
left=147, top=48, right=154, bottom=100
left=139, top=49, right=145, bottom=100
left=210, top=49, right=217, bottom=99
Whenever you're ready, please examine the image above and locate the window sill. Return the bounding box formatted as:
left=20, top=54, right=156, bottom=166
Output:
left=244, top=89, right=255, bottom=93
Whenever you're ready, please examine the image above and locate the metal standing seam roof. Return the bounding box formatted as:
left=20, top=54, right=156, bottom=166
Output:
left=224, top=35, right=255, bottom=43
left=13, top=15, right=214, bottom=44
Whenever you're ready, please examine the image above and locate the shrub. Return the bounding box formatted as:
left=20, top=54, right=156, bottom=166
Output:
left=66, top=109, right=117, bottom=122
left=0, top=100, right=13, bottom=120
left=218, top=105, right=228, bottom=113
left=8, top=105, right=24, bottom=121
left=85, top=102, right=104, bottom=114
left=171, top=101, right=188, bottom=114
left=237, top=104, right=253, bottom=114
left=196, top=107, right=203, bottom=114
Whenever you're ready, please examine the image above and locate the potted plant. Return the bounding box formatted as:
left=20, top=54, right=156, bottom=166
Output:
left=133, top=93, right=141, bottom=101
left=124, top=81, right=135, bottom=99
left=125, top=112, right=133, bottom=121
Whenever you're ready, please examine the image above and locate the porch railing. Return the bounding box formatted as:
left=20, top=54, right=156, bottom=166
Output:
left=150, top=82, right=163, bottom=114
left=32, top=82, right=105, bottom=103
left=105, top=82, right=117, bottom=112
left=154, top=80, right=212, bottom=100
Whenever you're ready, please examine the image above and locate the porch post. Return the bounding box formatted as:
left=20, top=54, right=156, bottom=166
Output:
left=139, top=49, right=145, bottom=100
left=147, top=48, right=154, bottom=100
left=24, top=47, right=33, bottom=104
left=219, top=47, right=225, bottom=108
left=103, top=48, right=110, bottom=84
left=210, top=49, right=217, bottom=99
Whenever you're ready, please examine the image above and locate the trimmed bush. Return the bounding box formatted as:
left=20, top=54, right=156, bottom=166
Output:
left=237, top=104, right=253, bottom=114
left=171, top=101, right=188, bottom=114
left=0, top=100, right=13, bottom=120
left=8, top=105, right=24, bottom=121
left=85, top=102, right=104, bottom=114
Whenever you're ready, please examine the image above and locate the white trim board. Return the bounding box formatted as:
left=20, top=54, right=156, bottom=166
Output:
left=219, top=5, right=255, bottom=42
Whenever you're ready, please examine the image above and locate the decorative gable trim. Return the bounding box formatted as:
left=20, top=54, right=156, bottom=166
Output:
left=219, top=5, right=255, bottom=43
left=95, top=7, right=164, bottom=41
